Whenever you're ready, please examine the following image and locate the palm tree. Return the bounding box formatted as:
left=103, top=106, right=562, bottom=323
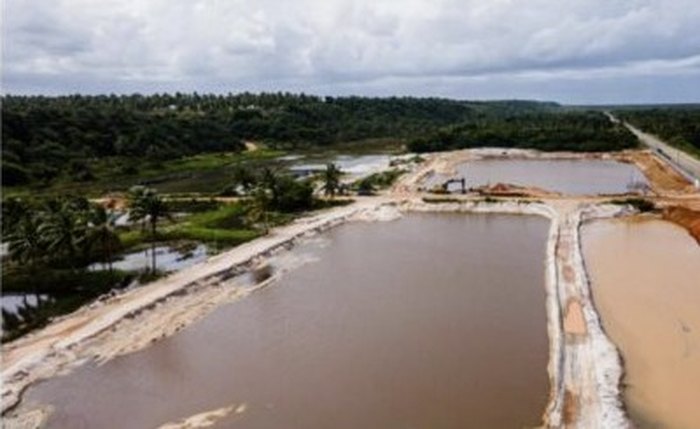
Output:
left=84, top=205, right=122, bottom=273
left=40, top=199, right=84, bottom=267
left=2, top=197, right=30, bottom=237
left=232, top=165, right=256, bottom=194
left=128, top=187, right=172, bottom=272
left=322, top=163, right=342, bottom=198
left=261, top=168, right=280, bottom=207
left=246, top=186, right=271, bottom=234
left=7, top=212, right=45, bottom=266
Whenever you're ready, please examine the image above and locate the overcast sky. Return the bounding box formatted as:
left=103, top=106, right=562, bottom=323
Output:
left=3, top=0, right=700, bottom=104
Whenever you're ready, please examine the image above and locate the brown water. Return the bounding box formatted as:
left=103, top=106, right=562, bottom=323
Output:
left=28, top=214, right=550, bottom=429
left=428, top=159, right=647, bottom=194
left=583, top=219, right=700, bottom=429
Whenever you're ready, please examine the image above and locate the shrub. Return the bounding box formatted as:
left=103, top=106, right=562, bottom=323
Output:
left=608, top=198, right=656, bottom=212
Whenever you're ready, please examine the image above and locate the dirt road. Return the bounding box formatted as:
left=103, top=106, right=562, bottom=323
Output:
left=606, top=112, right=700, bottom=186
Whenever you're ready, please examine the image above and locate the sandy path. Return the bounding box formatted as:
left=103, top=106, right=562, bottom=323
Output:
left=622, top=119, right=700, bottom=184
left=545, top=202, right=630, bottom=428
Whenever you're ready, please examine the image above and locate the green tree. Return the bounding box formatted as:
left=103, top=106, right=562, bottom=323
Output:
left=40, top=199, right=84, bottom=267
left=232, top=165, right=257, bottom=194
left=247, top=187, right=271, bottom=234
left=84, top=205, right=122, bottom=273
left=322, top=163, right=342, bottom=198
left=7, top=212, right=45, bottom=266
left=261, top=168, right=280, bottom=207
left=2, top=197, right=31, bottom=237
left=128, top=187, right=172, bottom=272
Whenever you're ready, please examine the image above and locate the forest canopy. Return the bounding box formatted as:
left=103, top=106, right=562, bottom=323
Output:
left=407, top=111, right=638, bottom=153
left=2, top=93, right=634, bottom=188
left=615, top=107, right=700, bottom=159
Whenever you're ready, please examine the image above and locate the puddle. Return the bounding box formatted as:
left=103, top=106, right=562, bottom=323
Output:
left=89, top=245, right=208, bottom=273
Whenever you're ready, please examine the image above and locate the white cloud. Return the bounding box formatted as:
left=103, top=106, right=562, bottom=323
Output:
left=3, top=0, right=700, bottom=102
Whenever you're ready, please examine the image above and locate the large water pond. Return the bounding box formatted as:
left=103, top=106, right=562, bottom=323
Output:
left=427, top=159, right=647, bottom=195
left=583, top=219, right=700, bottom=429
left=27, top=213, right=550, bottom=428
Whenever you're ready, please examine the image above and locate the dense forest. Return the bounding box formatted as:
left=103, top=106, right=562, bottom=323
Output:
left=407, top=111, right=638, bottom=153
left=4, top=93, right=638, bottom=188
left=615, top=107, right=700, bottom=158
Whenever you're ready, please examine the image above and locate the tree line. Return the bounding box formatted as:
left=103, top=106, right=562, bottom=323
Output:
left=2, top=93, right=560, bottom=187
left=407, top=111, right=638, bottom=153
left=2, top=162, right=343, bottom=281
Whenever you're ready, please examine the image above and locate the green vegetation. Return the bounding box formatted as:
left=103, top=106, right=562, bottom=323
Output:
left=353, top=169, right=405, bottom=195
left=322, top=163, right=342, bottom=197
left=128, top=186, right=174, bottom=272
left=422, top=197, right=463, bottom=204
left=1, top=166, right=347, bottom=341
left=4, top=149, right=284, bottom=197
left=3, top=196, right=124, bottom=269
left=121, top=202, right=261, bottom=250
left=615, top=107, right=700, bottom=160
left=478, top=197, right=500, bottom=204
left=164, top=198, right=221, bottom=213
left=408, top=111, right=638, bottom=153
left=2, top=94, right=561, bottom=190
left=608, top=197, right=656, bottom=213
left=1, top=196, right=137, bottom=342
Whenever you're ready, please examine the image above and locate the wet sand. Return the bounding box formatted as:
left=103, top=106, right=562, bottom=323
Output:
left=583, top=218, right=700, bottom=429
left=26, top=213, right=550, bottom=429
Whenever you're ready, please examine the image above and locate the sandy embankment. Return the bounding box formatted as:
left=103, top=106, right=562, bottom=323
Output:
left=403, top=197, right=633, bottom=428
left=617, top=150, right=694, bottom=194
left=156, top=403, right=247, bottom=429
left=662, top=206, right=700, bottom=243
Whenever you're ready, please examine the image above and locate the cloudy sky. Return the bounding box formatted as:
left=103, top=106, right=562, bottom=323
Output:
left=3, top=0, right=700, bottom=104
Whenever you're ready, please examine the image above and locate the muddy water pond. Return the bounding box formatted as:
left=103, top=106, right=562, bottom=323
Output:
left=27, top=213, right=550, bottom=429
left=428, top=159, right=647, bottom=194
left=583, top=219, right=700, bottom=429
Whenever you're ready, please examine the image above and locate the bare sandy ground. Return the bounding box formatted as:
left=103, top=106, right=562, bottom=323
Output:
left=3, top=147, right=699, bottom=429
left=156, top=403, right=247, bottom=429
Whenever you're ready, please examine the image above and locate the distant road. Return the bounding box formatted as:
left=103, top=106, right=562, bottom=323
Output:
left=605, top=112, right=700, bottom=187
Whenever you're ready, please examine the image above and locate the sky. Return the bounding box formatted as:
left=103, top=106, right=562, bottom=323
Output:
left=2, top=0, right=700, bottom=104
